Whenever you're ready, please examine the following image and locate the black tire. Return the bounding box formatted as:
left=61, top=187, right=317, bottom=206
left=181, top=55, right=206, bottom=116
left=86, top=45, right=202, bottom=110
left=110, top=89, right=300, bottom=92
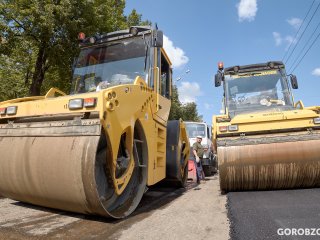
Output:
left=203, top=166, right=212, bottom=176
left=94, top=122, right=148, bottom=218
left=212, top=154, right=218, bottom=174
left=179, top=157, right=188, bottom=188
left=165, top=120, right=188, bottom=187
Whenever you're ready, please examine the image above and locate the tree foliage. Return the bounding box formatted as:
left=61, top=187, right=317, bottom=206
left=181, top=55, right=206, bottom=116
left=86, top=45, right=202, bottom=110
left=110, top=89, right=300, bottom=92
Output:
left=126, top=9, right=151, bottom=26
left=0, top=0, right=143, bottom=98
left=169, top=85, right=202, bottom=122
left=0, top=2, right=201, bottom=121
left=0, top=38, right=34, bottom=101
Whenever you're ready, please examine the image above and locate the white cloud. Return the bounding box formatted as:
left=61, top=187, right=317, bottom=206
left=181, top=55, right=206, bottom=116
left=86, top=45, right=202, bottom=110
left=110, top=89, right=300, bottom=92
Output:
left=237, top=0, right=258, bottom=22
left=163, top=35, right=189, bottom=68
left=272, top=18, right=301, bottom=49
left=272, top=32, right=296, bottom=50
left=273, top=32, right=282, bottom=46
left=284, top=35, right=296, bottom=50
left=178, top=82, right=202, bottom=103
left=287, top=18, right=302, bottom=30
left=312, top=68, right=320, bottom=76
left=204, top=103, right=213, bottom=110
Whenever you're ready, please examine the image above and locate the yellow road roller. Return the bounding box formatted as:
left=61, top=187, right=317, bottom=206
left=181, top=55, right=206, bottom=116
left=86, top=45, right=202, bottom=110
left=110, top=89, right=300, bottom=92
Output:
left=0, top=26, right=189, bottom=218
left=213, top=61, right=320, bottom=192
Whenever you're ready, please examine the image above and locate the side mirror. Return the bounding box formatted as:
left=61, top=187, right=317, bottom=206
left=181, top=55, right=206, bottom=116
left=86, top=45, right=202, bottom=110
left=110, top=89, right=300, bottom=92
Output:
left=290, top=75, right=298, bottom=89
left=153, top=30, right=163, bottom=47
left=215, top=72, right=223, bottom=87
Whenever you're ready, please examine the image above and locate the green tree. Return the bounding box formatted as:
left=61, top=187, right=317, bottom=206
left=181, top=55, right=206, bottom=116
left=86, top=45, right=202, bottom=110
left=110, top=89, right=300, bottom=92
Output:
left=169, top=85, right=202, bottom=121
left=0, top=0, right=127, bottom=96
left=181, top=102, right=202, bottom=122
left=168, top=85, right=182, bottom=120
left=126, top=9, right=151, bottom=27
left=0, top=40, right=34, bottom=101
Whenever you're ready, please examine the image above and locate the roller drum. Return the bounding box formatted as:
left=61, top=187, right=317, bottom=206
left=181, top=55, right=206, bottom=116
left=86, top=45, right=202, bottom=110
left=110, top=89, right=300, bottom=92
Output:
left=218, top=137, right=320, bottom=192
left=0, top=120, right=147, bottom=218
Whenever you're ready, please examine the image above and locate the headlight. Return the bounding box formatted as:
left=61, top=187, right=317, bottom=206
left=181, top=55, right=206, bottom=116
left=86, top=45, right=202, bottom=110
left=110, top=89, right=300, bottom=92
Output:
left=314, top=117, right=320, bottom=124
left=228, top=125, right=238, bottom=131
left=69, top=99, right=84, bottom=110
left=6, top=106, right=17, bottom=115
left=89, top=37, right=96, bottom=44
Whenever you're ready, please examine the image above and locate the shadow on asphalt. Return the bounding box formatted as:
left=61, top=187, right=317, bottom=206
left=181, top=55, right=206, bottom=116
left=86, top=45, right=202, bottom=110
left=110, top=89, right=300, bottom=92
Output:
left=7, top=173, right=219, bottom=227
left=7, top=178, right=208, bottom=225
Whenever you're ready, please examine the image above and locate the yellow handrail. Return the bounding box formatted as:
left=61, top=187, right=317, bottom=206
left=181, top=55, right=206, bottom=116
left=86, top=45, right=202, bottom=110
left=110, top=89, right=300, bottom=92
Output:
left=45, top=88, right=67, bottom=98
left=294, top=100, right=304, bottom=109
left=0, top=96, right=44, bottom=105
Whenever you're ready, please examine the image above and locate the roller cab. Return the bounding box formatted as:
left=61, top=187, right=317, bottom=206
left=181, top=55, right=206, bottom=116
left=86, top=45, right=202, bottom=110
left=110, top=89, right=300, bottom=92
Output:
left=213, top=61, right=320, bottom=192
left=0, top=26, right=189, bottom=218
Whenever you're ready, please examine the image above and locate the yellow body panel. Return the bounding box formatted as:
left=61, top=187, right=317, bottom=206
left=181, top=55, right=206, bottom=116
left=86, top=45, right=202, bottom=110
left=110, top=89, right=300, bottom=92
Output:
left=212, top=61, right=320, bottom=192
left=212, top=103, right=320, bottom=192
left=213, top=106, right=320, bottom=136
left=0, top=77, right=172, bottom=188
left=0, top=29, right=190, bottom=217
left=212, top=102, right=320, bottom=192
left=0, top=79, right=189, bottom=216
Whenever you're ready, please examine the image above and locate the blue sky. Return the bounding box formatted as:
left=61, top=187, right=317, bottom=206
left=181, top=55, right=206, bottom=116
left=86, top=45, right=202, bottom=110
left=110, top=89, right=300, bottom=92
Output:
left=125, top=0, right=320, bottom=124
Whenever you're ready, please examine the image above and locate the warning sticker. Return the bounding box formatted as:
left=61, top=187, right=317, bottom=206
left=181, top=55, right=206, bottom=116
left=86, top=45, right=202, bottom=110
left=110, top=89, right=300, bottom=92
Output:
left=232, top=70, right=278, bottom=79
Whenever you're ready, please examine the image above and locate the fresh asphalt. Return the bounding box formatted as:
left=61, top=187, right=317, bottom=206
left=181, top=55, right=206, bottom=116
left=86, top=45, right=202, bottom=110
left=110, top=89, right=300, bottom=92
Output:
left=227, top=188, right=320, bottom=240
left=0, top=177, right=229, bottom=240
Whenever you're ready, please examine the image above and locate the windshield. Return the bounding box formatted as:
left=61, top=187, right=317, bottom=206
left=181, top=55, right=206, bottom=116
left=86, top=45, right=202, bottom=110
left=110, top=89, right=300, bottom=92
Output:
left=71, top=36, right=149, bottom=94
left=185, top=123, right=206, bottom=138
left=225, top=69, right=294, bottom=117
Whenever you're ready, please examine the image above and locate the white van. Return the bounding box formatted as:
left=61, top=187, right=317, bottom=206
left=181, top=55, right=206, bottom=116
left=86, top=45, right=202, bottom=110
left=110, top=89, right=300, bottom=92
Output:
left=185, top=122, right=217, bottom=175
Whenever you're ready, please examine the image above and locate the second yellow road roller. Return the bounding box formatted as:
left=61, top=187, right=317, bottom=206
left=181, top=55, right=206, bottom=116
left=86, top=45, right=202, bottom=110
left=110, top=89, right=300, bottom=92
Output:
left=213, top=61, right=320, bottom=192
left=0, top=26, right=189, bottom=218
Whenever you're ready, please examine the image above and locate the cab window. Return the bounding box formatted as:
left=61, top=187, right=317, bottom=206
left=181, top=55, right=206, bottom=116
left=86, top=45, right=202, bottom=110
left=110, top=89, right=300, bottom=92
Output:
left=160, top=50, right=171, bottom=98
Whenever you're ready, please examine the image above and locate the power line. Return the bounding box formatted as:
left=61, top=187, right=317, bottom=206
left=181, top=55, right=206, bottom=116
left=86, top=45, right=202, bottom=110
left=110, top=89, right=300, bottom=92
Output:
left=290, top=30, right=320, bottom=73
left=284, top=0, right=320, bottom=64
left=288, top=19, right=320, bottom=72
left=282, top=0, right=316, bottom=62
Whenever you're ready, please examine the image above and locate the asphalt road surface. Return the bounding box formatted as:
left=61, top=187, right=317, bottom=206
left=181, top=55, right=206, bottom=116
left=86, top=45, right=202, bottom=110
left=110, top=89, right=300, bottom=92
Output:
left=227, top=188, right=320, bottom=240
left=0, top=176, right=229, bottom=240
left=2, top=176, right=320, bottom=240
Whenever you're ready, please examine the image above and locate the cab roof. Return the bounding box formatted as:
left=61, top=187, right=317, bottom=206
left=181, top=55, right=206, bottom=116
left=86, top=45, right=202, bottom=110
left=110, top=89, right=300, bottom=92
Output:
left=79, top=26, right=152, bottom=47
left=224, top=61, right=285, bottom=75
